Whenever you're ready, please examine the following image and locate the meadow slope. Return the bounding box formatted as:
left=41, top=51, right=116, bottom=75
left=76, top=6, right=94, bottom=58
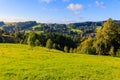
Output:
left=0, top=44, right=120, bottom=80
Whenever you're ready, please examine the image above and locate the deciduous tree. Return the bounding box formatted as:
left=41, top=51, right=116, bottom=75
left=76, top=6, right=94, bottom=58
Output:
left=46, top=39, right=53, bottom=49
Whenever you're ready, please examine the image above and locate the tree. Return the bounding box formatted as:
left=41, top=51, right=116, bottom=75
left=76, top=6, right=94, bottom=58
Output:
left=0, top=37, right=2, bottom=42
left=53, top=43, right=57, bottom=49
left=73, top=48, right=77, bottom=53
left=93, top=32, right=106, bottom=55
left=35, top=39, right=40, bottom=46
left=69, top=48, right=73, bottom=53
left=20, top=40, right=24, bottom=44
left=77, top=37, right=96, bottom=54
left=116, top=49, right=120, bottom=57
left=94, top=18, right=120, bottom=55
left=27, top=32, right=37, bottom=47
left=109, top=46, right=114, bottom=56
left=57, top=44, right=61, bottom=50
left=46, top=39, right=53, bottom=49
left=14, top=31, right=21, bottom=43
left=0, top=29, right=4, bottom=36
left=64, top=46, right=69, bottom=53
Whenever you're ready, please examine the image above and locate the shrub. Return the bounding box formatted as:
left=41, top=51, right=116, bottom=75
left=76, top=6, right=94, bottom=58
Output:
left=46, top=39, right=53, bottom=49
left=35, top=39, right=40, bottom=46
left=64, top=46, right=69, bottom=53
left=69, top=48, right=73, bottom=53
left=109, top=46, right=114, bottom=56
left=116, top=49, right=120, bottom=57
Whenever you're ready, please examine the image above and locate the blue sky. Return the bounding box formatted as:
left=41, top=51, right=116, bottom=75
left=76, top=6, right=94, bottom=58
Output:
left=0, top=0, right=120, bottom=23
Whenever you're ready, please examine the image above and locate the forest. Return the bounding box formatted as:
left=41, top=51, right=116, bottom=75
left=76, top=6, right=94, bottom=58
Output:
left=0, top=18, right=120, bottom=56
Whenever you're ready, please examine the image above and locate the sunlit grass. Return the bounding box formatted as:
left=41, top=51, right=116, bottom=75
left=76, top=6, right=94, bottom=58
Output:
left=0, top=43, right=120, bottom=80
left=71, top=29, right=82, bottom=33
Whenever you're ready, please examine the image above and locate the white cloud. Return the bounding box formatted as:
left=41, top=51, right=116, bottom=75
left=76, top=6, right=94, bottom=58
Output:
left=67, top=3, right=84, bottom=11
left=95, top=1, right=106, bottom=9
left=67, top=3, right=84, bottom=15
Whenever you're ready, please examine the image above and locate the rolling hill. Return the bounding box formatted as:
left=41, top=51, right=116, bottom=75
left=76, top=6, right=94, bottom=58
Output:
left=0, top=44, right=120, bottom=80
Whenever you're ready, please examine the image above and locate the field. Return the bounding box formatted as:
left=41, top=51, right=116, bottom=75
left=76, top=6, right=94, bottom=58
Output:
left=71, top=29, right=82, bottom=33
left=0, top=44, right=120, bottom=80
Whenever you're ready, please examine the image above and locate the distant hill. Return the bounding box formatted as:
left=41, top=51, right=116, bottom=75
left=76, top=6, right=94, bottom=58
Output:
left=15, top=21, right=37, bottom=30
left=68, top=21, right=104, bottom=29
left=0, top=20, right=120, bottom=33
left=0, top=22, right=4, bottom=26
left=0, top=21, right=37, bottom=32
left=68, top=20, right=120, bottom=28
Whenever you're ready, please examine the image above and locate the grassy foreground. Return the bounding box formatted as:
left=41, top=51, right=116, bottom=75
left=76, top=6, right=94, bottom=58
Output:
left=0, top=44, right=120, bottom=80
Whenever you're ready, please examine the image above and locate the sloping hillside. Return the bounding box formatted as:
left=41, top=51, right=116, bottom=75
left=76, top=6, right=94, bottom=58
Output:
left=0, top=44, right=120, bottom=80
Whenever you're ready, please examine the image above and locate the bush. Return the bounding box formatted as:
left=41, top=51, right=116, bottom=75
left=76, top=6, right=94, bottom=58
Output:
left=53, top=43, right=57, bottom=49
left=69, top=48, right=73, bottom=53
left=73, top=48, right=77, bottom=53
left=35, top=39, right=40, bottom=46
left=109, top=46, right=114, bottom=56
left=46, top=39, right=53, bottom=49
left=116, top=49, right=120, bottom=57
left=64, top=46, right=69, bottom=53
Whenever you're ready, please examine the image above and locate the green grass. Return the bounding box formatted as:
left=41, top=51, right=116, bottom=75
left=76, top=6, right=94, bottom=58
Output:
left=25, top=30, right=44, bottom=34
left=0, top=44, right=120, bottom=80
left=34, top=31, right=44, bottom=34
left=32, top=24, right=42, bottom=29
left=71, top=29, right=82, bottom=33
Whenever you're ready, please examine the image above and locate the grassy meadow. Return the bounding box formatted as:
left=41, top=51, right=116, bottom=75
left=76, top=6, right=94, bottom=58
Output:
left=0, top=44, right=120, bottom=80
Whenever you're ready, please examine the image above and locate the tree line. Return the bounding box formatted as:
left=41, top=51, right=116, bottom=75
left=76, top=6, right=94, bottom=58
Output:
left=27, top=32, right=77, bottom=52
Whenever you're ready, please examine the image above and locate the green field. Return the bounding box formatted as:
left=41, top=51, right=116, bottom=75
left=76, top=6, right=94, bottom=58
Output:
left=71, top=29, right=82, bottom=33
left=0, top=44, right=120, bottom=80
